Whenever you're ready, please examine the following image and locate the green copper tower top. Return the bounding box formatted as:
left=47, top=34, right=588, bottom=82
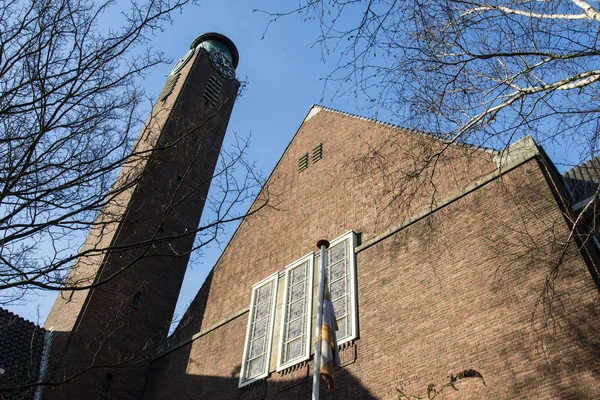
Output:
left=191, top=32, right=239, bottom=69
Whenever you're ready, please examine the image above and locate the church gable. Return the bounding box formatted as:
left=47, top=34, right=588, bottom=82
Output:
left=172, top=105, right=499, bottom=340
left=147, top=105, right=600, bottom=400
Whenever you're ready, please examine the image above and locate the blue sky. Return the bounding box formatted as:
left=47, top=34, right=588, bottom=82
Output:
left=6, top=0, right=581, bottom=326
left=7, top=0, right=364, bottom=325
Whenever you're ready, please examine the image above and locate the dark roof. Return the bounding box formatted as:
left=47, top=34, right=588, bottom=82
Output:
left=0, top=308, right=46, bottom=399
left=564, top=156, right=600, bottom=206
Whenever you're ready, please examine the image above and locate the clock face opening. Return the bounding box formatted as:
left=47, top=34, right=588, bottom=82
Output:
left=210, top=51, right=236, bottom=79
left=197, top=40, right=234, bottom=64
left=171, top=49, right=195, bottom=75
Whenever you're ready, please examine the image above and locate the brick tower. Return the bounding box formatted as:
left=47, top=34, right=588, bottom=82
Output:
left=43, top=33, right=240, bottom=399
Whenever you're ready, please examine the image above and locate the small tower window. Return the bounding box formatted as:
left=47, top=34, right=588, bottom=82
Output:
left=132, top=291, right=142, bottom=306
left=101, top=373, right=113, bottom=394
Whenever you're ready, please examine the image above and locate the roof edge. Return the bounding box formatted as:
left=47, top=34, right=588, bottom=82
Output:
left=0, top=306, right=45, bottom=330
left=310, top=104, right=500, bottom=155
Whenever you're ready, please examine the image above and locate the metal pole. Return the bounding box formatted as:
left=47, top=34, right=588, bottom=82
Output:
left=312, top=239, right=330, bottom=400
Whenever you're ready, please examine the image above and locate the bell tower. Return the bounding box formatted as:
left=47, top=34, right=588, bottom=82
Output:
left=44, top=33, right=240, bottom=399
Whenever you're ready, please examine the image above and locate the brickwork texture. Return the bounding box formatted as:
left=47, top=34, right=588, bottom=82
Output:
left=142, top=108, right=600, bottom=399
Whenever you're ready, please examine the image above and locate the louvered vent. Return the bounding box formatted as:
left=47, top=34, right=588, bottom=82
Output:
left=312, top=143, right=323, bottom=164
left=298, top=153, right=309, bottom=172
left=203, top=75, right=223, bottom=106
left=159, top=73, right=180, bottom=102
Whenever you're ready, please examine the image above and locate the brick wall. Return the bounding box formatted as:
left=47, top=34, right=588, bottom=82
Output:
left=170, top=109, right=499, bottom=344
left=142, top=109, right=599, bottom=399
left=350, top=159, right=600, bottom=399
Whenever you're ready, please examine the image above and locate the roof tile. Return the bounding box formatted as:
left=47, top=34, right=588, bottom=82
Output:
left=0, top=308, right=46, bottom=400
left=564, top=156, right=600, bottom=205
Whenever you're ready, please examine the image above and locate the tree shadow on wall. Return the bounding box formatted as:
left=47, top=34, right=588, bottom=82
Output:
left=506, top=300, right=600, bottom=400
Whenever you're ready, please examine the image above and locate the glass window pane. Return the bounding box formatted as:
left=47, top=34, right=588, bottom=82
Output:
left=337, top=315, right=348, bottom=340
left=247, top=356, right=264, bottom=379
left=286, top=317, right=304, bottom=340
left=257, top=285, right=271, bottom=303
left=286, top=337, right=304, bottom=361
left=291, top=264, right=307, bottom=283
left=288, top=299, right=304, bottom=320
left=241, top=276, right=277, bottom=386
left=255, top=301, right=269, bottom=320
left=330, top=278, right=347, bottom=300
left=330, top=260, right=346, bottom=281
left=333, top=297, right=347, bottom=316
left=280, top=259, right=311, bottom=367
left=329, top=242, right=346, bottom=263
left=249, top=336, right=265, bottom=358
left=252, top=317, right=268, bottom=338
left=289, top=282, right=305, bottom=302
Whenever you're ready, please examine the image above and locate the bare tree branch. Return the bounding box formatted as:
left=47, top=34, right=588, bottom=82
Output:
left=0, top=0, right=266, bottom=304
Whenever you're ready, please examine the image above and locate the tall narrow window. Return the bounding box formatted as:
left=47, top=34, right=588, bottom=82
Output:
left=132, top=291, right=142, bottom=306
left=239, top=231, right=358, bottom=387
left=239, top=274, right=278, bottom=387
left=277, top=254, right=314, bottom=370
left=315, top=231, right=358, bottom=344
left=101, top=373, right=113, bottom=394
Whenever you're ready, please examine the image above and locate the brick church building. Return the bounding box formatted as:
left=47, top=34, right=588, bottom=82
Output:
left=1, top=33, right=600, bottom=399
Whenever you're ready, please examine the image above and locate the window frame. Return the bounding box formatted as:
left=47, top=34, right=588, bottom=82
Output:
left=276, top=253, right=314, bottom=371
left=238, top=230, right=359, bottom=386
left=321, top=231, right=358, bottom=346
left=239, top=273, right=279, bottom=387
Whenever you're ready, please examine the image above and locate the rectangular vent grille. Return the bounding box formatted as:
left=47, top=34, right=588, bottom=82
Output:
left=203, top=75, right=223, bottom=106
left=298, top=153, right=308, bottom=172
left=312, top=143, right=323, bottom=164
left=159, top=73, right=180, bottom=102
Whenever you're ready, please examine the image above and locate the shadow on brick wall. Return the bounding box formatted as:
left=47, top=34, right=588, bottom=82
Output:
left=141, top=266, right=378, bottom=399
left=143, top=358, right=378, bottom=400
left=508, top=310, right=600, bottom=399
